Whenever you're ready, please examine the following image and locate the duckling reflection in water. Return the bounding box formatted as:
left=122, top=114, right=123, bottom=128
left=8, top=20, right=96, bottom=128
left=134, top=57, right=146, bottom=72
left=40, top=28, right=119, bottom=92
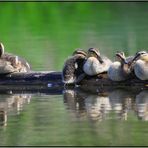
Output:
left=109, top=89, right=136, bottom=120
left=62, top=49, right=87, bottom=84
left=0, top=93, right=32, bottom=126
left=108, top=51, right=135, bottom=81
left=83, top=48, right=112, bottom=76
left=63, top=89, right=86, bottom=118
left=83, top=91, right=114, bottom=121
left=132, top=51, right=148, bottom=80
left=0, top=43, right=31, bottom=74
left=136, top=90, right=148, bottom=121
left=0, top=110, right=7, bottom=126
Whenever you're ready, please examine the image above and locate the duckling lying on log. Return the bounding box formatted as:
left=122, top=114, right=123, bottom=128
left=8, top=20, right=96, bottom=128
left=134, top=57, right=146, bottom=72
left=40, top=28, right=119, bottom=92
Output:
left=83, top=48, right=112, bottom=77
left=62, top=49, right=87, bottom=84
left=0, top=43, right=31, bottom=75
left=107, top=51, right=135, bottom=81
left=132, top=51, right=148, bottom=80
left=61, top=48, right=147, bottom=88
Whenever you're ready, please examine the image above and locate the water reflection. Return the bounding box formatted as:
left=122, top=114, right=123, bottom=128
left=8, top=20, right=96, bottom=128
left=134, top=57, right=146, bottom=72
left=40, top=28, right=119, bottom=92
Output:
left=136, top=90, right=148, bottom=121
left=0, top=86, right=147, bottom=128
left=63, top=88, right=148, bottom=121
left=63, top=89, right=86, bottom=118
left=0, top=92, right=32, bottom=126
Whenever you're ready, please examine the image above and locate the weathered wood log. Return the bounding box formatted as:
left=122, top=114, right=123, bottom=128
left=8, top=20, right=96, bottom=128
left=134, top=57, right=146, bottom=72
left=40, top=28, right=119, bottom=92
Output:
left=79, top=73, right=148, bottom=88
left=76, top=74, right=147, bottom=95
left=0, top=71, right=62, bottom=85
left=0, top=71, right=63, bottom=93
left=0, top=71, right=147, bottom=92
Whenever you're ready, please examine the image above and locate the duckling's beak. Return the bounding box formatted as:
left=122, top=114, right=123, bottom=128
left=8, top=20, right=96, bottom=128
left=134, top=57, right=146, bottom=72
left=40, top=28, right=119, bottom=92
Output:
left=97, top=56, right=104, bottom=64
left=0, top=43, right=4, bottom=57
left=0, top=43, right=4, bottom=49
left=124, top=60, right=128, bottom=64
left=131, top=53, right=140, bottom=62
left=116, top=53, right=125, bottom=62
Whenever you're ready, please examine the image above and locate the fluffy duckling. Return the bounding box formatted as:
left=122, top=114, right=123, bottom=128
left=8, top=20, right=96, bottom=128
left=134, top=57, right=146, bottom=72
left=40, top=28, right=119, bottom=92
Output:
left=62, top=49, right=87, bottom=84
left=108, top=51, right=134, bottom=81
left=83, top=48, right=112, bottom=76
left=0, top=43, right=31, bottom=74
left=132, top=51, right=148, bottom=80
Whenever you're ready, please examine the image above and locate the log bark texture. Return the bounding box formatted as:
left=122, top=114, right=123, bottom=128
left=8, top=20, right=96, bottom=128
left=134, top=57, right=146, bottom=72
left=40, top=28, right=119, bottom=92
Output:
left=0, top=71, right=147, bottom=91
left=0, top=71, right=63, bottom=93
left=0, top=71, right=62, bottom=85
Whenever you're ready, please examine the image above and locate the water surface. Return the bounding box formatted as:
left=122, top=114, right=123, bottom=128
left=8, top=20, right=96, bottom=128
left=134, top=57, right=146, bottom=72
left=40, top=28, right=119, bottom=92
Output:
left=0, top=87, right=147, bottom=146
left=0, top=2, right=147, bottom=146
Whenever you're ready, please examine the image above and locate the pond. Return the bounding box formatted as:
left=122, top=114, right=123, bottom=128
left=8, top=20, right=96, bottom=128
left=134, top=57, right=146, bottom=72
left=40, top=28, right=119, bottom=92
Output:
left=0, top=2, right=148, bottom=146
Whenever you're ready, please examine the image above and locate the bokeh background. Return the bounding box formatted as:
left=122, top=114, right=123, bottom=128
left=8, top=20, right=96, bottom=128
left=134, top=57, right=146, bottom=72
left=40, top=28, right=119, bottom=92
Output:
left=1, top=2, right=148, bottom=71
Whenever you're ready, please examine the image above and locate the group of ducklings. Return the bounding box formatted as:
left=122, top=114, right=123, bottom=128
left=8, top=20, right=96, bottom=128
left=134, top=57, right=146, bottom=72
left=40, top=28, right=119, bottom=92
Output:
left=0, top=42, right=147, bottom=83
left=0, top=43, right=31, bottom=75
left=62, top=48, right=148, bottom=84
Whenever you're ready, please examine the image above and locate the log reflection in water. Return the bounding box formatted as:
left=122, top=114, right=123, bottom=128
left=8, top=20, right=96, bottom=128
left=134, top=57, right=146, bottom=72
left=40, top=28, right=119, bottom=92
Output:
left=63, top=87, right=148, bottom=121
left=0, top=93, right=32, bottom=126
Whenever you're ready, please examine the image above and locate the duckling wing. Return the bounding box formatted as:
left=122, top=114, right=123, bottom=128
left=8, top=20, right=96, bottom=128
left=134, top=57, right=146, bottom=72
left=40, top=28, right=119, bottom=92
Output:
left=62, top=57, right=76, bottom=83
left=83, top=57, right=110, bottom=75
left=0, top=61, right=16, bottom=74
left=107, top=62, right=125, bottom=81
left=97, top=57, right=112, bottom=73
left=134, top=60, right=148, bottom=80
left=74, top=57, right=85, bottom=77
left=83, top=57, right=99, bottom=75
left=17, top=56, right=31, bottom=72
left=2, top=53, right=31, bottom=72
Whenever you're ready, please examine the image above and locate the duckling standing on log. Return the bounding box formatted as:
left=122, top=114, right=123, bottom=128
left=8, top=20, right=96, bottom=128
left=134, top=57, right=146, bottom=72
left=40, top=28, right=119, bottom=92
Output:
left=132, top=51, right=148, bottom=80
left=62, top=49, right=87, bottom=84
left=0, top=43, right=31, bottom=74
left=83, top=48, right=112, bottom=76
left=107, top=51, right=135, bottom=81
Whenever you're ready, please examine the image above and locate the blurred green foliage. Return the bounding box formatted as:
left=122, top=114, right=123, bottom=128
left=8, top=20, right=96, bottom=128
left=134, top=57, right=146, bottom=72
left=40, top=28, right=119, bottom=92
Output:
left=0, top=2, right=148, bottom=70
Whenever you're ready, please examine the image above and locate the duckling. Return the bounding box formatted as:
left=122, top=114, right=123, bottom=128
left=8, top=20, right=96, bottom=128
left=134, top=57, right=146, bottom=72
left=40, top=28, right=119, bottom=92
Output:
left=132, top=51, right=148, bottom=80
left=62, top=49, right=87, bottom=84
left=83, top=48, right=112, bottom=76
left=108, top=51, right=134, bottom=81
left=0, top=43, right=31, bottom=74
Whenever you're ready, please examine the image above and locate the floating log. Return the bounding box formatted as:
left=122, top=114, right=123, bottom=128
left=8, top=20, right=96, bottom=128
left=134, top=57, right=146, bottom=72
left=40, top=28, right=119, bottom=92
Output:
left=0, top=71, right=147, bottom=91
left=0, top=71, right=63, bottom=94
left=0, top=71, right=62, bottom=85
left=79, top=73, right=148, bottom=88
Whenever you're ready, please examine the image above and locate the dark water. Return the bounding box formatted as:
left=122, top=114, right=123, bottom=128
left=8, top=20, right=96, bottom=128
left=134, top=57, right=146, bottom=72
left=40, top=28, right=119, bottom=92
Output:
left=0, top=2, right=148, bottom=146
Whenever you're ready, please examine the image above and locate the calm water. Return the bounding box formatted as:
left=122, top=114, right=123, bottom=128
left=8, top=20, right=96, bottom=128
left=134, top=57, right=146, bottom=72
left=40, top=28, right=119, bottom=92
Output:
left=0, top=2, right=148, bottom=146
